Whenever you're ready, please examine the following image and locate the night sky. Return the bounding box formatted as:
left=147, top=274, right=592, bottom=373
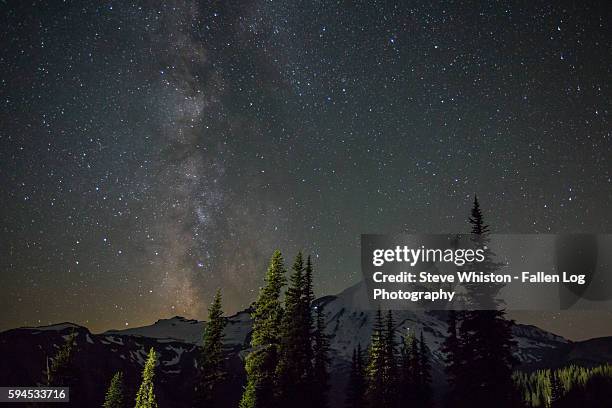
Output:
left=1, top=1, right=610, bottom=340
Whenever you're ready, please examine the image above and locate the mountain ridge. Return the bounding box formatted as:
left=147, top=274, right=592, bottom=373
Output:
left=1, top=282, right=610, bottom=407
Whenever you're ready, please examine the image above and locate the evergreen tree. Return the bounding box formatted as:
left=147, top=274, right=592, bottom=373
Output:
left=453, top=196, right=519, bottom=407
left=418, top=332, right=433, bottom=407
left=469, top=195, right=489, bottom=235
left=399, top=331, right=427, bottom=406
left=410, top=334, right=421, bottom=401
left=46, top=330, right=77, bottom=386
left=442, top=310, right=464, bottom=407
left=398, top=331, right=416, bottom=403
left=382, top=310, right=398, bottom=407
left=240, top=250, right=286, bottom=408
left=135, top=348, right=159, bottom=408
left=103, top=371, right=125, bottom=408
left=276, top=252, right=312, bottom=407
left=345, top=344, right=366, bottom=408
left=550, top=371, right=563, bottom=406
left=196, top=289, right=227, bottom=407
left=303, top=256, right=316, bottom=374
left=312, top=305, right=331, bottom=408
left=304, top=256, right=316, bottom=315
left=465, top=195, right=503, bottom=308
left=365, top=309, right=386, bottom=408
left=458, top=309, right=518, bottom=407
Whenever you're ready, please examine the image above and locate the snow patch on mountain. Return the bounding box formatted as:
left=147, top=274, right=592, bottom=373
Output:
left=105, top=335, right=124, bottom=345
left=103, top=311, right=253, bottom=347
left=164, top=345, right=185, bottom=366
left=105, top=316, right=203, bottom=343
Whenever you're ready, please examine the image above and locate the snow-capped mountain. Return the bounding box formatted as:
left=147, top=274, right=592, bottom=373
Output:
left=0, top=282, right=608, bottom=407
left=103, top=310, right=253, bottom=350
left=101, top=281, right=569, bottom=367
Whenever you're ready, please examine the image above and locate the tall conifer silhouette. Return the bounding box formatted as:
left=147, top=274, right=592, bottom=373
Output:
left=240, top=250, right=286, bottom=408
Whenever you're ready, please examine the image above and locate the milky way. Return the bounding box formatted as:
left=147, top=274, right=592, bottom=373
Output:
left=1, top=1, right=610, bottom=339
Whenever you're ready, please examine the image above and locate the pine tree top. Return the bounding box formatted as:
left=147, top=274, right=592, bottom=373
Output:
left=143, top=348, right=158, bottom=375
left=265, top=250, right=287, bottom=290
left=304, top=255, right=315, bottom=305
left=251, top=250, right=286, bottom=347
left=209, top=289, right=224, bottom=319
left=469, top=195, right=490, bottom=235
left=202, top=288, right=226, bottom=352
left=103, top=371, right=124, bottom=408
left=135, top=348, right=158, bottom=408
left=293, top=251, right=304, bottom=272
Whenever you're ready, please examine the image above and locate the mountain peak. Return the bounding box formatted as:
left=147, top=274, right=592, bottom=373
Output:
left=155, top=316, right=199, bottom=324
left=25, top=322, right=85, bottom=332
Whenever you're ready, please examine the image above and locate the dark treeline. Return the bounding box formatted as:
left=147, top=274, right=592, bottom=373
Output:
left=40, top=196, right=612, bottom=407
left=514, top=364, right=612, bottom=408
left=344, top=309, right=433, bottom=408
left=239, top=251, right=331, bottom=408
left=436, top=197, right=612, bottom=407
left=441, top=196, right=520, bottom=408
left=40, top=251, right=331, bottom=408
left=342, top=196, right=516, bottom=408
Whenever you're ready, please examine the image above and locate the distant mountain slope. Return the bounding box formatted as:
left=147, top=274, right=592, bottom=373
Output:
left=102, top=282, right=570, bottom=367
left=103, top=310, right=252, bottom=349
left=1, top=282, right=609, bottom=407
